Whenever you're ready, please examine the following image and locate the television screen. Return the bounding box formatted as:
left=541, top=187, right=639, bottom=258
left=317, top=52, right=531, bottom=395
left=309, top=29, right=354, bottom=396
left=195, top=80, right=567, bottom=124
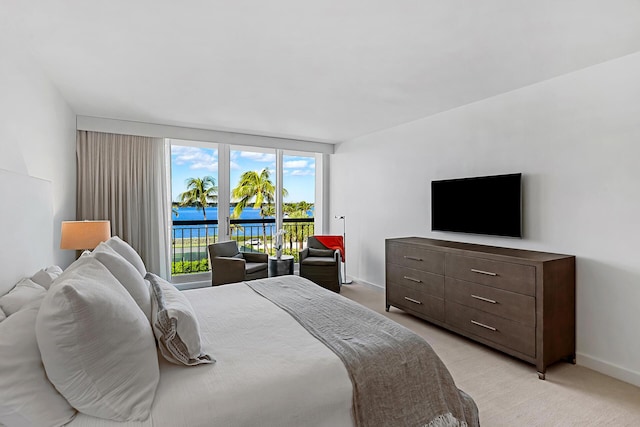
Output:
left=431, top=173, right=522, bottom=238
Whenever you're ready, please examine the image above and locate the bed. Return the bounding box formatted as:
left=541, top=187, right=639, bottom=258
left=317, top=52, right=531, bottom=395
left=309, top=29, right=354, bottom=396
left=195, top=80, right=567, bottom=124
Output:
left=0, top=233, right=478, bottom=427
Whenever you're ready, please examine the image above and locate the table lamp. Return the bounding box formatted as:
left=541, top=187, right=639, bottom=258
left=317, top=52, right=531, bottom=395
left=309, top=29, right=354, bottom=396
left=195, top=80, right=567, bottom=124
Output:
left=60, top=220, right=111, bottom=251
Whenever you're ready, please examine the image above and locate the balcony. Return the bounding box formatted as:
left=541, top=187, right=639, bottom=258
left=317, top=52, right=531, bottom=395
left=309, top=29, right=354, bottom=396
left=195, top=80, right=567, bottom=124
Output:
left=171, top=217, right=314, bottom=275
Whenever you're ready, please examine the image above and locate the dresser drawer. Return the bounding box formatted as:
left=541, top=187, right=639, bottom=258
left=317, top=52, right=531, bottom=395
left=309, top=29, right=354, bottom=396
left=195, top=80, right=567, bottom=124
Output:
left=386, top=263, right=444, bottom=298
left=445, top=277, right=535, bottom=326
left=386, top=243, right=444, bottom=274
left=445, top=301, right=535, bottom=357
left=386, top=237, right=575, bottom=378
left=445, top=254, right=535, bottom=296
left=387, top=283, right=444, bottom=322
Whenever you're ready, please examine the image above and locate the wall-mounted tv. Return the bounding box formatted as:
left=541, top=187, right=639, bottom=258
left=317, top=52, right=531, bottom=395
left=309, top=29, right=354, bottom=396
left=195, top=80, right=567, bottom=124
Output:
left=431, top=173, right=522, bottom=238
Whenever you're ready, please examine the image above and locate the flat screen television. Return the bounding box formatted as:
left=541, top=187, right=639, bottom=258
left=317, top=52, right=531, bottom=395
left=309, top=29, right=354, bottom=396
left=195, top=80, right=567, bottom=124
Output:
left=431, top=173, right=522, bottom=238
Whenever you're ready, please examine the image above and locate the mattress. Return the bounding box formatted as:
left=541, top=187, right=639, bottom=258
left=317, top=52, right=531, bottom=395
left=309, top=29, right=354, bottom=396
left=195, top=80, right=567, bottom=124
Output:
left=69, top=283, right=354, bottom=427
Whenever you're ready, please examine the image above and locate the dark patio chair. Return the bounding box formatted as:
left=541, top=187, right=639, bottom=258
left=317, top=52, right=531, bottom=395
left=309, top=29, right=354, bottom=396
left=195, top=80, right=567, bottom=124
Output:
left=208, top=241, right=268, bottom=286
left=299, top=236, right=342, bottom=293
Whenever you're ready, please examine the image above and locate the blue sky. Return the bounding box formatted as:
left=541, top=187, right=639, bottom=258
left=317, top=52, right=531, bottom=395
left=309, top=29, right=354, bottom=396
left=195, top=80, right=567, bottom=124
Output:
left=171, top=144, right=315, bottom=203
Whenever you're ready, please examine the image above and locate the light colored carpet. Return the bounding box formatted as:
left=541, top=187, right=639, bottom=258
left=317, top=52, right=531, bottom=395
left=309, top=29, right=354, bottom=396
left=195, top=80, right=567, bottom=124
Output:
left=340, top=282, right=640, bottom=427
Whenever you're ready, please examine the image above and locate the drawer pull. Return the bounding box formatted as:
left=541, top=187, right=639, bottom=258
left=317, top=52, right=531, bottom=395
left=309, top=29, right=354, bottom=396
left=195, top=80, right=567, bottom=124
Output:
left=471, top=294, right=497, bottom=304
left=404, top=297, right=422, bottom=305
left=471, top=268, right=497, bottom=277
left=471, top=320, right=497, bottom=331
left=404, top=256, right=423, bottom=261
left=403, top=276, right=422, bottom=283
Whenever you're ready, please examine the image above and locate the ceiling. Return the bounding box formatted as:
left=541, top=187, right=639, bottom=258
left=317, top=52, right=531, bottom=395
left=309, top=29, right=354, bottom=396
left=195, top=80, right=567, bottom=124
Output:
left=3, top=1, right=640, bottom=143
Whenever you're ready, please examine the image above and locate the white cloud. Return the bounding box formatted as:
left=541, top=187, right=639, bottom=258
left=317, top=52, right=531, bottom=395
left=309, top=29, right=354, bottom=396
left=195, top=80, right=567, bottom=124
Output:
left=283, top=157, right=315, bottom=179
left=190, top=161, right=218, bottom=172
left=239, top=151, right=275, bottom=162
left=284, top=160, right=308, bottom=169
left=290, top=169, right=314, bottom=176
left=171, top=146, right=218, bottom=171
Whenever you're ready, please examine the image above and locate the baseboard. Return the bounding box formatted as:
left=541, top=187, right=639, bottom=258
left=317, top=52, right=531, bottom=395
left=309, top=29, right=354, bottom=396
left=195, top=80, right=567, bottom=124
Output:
left=349, top=277, right=384, bottom=292
left=171, top=272, right=211, bottom=290
left=577, top=352, right=640, bottom=388
left=174, top=281, right=210, bottom=290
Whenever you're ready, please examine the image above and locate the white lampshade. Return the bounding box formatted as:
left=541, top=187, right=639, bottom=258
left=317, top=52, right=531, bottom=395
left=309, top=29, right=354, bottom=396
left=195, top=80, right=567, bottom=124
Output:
left=60, top=220, right=111, bottom=250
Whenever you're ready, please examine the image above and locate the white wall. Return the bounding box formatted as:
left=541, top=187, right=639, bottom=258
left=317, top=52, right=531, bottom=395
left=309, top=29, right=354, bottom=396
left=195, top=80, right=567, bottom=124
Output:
left=331, top=52, right=640, bottom=387
left=0, top=43, right=77, bottom=269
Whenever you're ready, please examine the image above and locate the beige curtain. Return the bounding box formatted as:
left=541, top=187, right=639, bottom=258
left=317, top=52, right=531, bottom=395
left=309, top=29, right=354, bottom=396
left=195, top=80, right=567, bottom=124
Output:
left=76, top=131, right=171, bottom=278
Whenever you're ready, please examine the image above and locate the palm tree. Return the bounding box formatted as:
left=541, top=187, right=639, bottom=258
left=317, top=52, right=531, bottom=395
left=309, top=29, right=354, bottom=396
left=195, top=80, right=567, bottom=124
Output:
left=282, top=201, right=314, bottom=250
left=178, top=176, right=218, bottom=244
left=284, top=201, right=314, bottom=217
left=284, top=210, right=313, bottom=250
left=295, top=201, right=314, bottom=216
left=261, top=203, right=277, bottom=252
left=231, top=168, right=287, bottom=251
left=283, top=202, right=296, bottom=216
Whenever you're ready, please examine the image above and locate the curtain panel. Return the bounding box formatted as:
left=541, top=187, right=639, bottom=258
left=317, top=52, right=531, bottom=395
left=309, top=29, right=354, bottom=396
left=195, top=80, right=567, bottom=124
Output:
left=76, top=131, right=171, bottom=278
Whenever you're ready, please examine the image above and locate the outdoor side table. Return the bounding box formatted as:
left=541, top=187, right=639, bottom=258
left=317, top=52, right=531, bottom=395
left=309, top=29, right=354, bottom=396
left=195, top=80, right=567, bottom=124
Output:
left=268, top=255, right=294, bottom=277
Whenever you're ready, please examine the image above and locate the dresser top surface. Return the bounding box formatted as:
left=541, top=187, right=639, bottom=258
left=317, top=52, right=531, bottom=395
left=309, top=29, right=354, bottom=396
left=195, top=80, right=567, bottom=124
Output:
left=386, top=237, right=574, bottom=263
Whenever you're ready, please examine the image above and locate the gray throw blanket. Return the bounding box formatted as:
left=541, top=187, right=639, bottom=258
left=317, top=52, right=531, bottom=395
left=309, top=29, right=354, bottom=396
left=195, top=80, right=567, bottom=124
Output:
left=246, top=276, right=479, bottom=427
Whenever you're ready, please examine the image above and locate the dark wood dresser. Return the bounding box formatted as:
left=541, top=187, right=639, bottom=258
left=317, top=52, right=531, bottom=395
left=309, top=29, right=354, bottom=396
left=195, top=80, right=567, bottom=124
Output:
left=385, top=237, right=575, bottom=379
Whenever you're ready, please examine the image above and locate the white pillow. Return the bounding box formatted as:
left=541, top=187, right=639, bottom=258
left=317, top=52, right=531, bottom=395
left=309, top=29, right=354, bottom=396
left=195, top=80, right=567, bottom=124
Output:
left=0, top=307, right=5, bottom=322
left=146, top=272, right=213, bottom=366
left=0, top=278, right=46, bottom=316
left=0, top=296, right=76, bottom=427
left=54, top=252, right=93, bottom=279
left=31, top=265, right=64, bottom=289
left=50, top=251, right=101, bottom=288
left=93, top=242, right=152, bottom=321
left=105, top=236, right=146, bottom=277
left=36, top=257, right=159, bottom=421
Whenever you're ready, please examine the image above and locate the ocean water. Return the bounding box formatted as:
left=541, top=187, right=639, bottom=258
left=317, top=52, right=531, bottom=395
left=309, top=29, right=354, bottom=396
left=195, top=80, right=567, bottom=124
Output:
left=172, top=206, right=265, bottom=221
left=172, top=206, right=312, bottom=238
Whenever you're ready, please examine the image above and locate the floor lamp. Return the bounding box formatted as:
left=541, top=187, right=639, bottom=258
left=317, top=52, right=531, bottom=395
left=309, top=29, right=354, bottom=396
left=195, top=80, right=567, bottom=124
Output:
left=335, top=215, right=353, bottom=284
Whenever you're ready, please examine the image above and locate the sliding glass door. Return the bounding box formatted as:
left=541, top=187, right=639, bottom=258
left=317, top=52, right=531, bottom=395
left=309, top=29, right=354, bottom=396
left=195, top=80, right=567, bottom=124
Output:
left=282, top=152, right=316, bottom=253
left=169, top=141, right=319, bottom=279
left=169, top=140, right=219, bottom=275
left=229, top=146, right=277, bottom=254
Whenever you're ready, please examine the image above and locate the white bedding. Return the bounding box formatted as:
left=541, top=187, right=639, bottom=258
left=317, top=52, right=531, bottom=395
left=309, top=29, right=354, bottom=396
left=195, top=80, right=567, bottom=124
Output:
left=69, top=283, right=354, bottom=427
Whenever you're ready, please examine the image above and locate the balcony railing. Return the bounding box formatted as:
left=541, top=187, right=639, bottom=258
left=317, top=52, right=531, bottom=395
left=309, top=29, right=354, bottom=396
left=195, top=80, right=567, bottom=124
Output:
left=171, top=218, right=314, bottom=275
